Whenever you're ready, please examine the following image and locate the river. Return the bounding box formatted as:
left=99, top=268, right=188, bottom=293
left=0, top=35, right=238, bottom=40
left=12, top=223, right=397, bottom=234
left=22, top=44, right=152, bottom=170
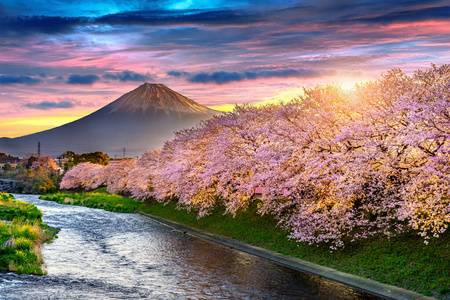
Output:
left=0, top=194, right=382, bottom=299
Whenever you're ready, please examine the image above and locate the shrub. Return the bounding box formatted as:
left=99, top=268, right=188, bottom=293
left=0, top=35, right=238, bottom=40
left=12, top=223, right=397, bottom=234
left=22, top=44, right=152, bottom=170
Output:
left=15, top=223, right=41, bottom=241
left=14, top=237, right=33, bottom=250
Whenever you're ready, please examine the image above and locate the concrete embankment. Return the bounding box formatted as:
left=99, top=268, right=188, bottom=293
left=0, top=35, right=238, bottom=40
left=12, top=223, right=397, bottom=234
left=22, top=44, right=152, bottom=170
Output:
left=137, top=211, right=436, bottom=300
left=0, top=179, right=16, bottom=192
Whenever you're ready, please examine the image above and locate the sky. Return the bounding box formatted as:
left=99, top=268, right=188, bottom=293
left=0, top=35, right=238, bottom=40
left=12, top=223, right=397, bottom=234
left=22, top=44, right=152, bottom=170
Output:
left=0, top=0, right=450, bottom=138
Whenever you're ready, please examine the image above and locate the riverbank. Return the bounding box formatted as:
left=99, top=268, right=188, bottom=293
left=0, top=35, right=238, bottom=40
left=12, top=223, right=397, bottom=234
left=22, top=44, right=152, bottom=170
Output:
left=0, top=192, right=57, bottom=275
left=41, top=190, right=449, bottom=299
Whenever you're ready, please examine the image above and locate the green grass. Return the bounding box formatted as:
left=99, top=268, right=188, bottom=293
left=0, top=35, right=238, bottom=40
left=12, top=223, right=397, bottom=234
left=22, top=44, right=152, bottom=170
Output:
left=41, top=189, right=450, bottom=299
left=41, top=188, right=140, bottom=213
left=0, top=192, right=57, bottom=275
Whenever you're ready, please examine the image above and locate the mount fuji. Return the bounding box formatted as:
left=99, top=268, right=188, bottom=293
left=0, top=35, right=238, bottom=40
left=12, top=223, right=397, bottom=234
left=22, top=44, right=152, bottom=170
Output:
left=0, top=83, right=220, bottom=158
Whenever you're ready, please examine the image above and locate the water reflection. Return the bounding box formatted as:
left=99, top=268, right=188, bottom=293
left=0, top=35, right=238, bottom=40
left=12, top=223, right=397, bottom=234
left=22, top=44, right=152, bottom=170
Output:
left=0, top=195, right=382, bottom=299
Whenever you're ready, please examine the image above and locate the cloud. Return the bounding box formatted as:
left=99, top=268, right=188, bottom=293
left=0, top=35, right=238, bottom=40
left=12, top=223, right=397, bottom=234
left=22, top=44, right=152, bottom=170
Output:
left=167, top=70, right=190, bottom=77
left=102, top=71, right=150, bottom=82
left=270, top=1, right=449, bottom=25
left=1, top=3, right=448, bottom=38
left=189, top=71, right=243, bottom=84
left=0, top=75, right=42, bottom=85
left=0, top=15, right=89, bottom=37
left=0, top=8, right=262, bottom=37
left=95, top=9, right=263, bottom=26
left=67, top=74, right=100, bottom=84
left=168, top=69, right=325, bottom=84
left=24, top=100, right=76, bottom=110
left=348, top=5, right=450, bottom=24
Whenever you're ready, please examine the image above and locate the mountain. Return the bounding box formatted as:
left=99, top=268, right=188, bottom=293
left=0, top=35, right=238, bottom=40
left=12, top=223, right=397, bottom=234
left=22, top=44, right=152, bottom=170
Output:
left=0, top=83, right=220, bottom=158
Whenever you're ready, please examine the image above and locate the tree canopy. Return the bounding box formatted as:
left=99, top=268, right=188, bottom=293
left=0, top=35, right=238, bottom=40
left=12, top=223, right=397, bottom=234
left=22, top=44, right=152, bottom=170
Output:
left=59, top=151, right=110, bottom=170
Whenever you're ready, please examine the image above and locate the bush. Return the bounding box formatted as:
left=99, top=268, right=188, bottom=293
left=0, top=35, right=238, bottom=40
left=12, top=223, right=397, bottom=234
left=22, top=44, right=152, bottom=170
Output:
left=2, top=164, right=13, bottom=171
left=114, top=203, right=124, bottom=212
left=15, top=223, right=41, bottom=241
left=14, top=237, right=33, bottom=250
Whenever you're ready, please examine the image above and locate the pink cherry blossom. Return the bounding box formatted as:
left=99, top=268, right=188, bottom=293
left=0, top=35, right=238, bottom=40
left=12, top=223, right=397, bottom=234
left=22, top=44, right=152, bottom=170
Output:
left=60, top=64, right=450, bottom=248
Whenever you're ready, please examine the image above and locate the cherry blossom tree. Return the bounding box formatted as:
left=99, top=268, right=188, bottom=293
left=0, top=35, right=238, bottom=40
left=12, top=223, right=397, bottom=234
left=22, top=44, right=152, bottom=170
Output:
left=59, top=64, right=450, bottom=248
left=31, top=156, right=59, bottom=174
left=104, top=159, right=136, bottom=195
left=60, top=162, right=106, bottom=190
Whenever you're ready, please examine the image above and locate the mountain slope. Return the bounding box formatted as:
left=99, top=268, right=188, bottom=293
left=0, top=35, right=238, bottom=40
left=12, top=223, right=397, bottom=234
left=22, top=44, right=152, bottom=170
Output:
left=109, top=83, right=211, bottom=114
left=0, top=83, right=219, bottom=157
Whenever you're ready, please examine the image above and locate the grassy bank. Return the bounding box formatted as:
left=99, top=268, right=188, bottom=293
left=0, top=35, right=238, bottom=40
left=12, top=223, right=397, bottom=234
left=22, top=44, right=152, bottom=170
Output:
left=41, top=189, right=449, bottom=299
left=0, top=192, right=57, bottom=275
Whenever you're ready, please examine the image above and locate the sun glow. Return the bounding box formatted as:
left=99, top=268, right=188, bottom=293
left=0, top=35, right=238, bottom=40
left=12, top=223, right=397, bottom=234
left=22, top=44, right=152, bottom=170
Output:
left=209, top=104, right=235, bottom=112
left=340, top=80, right=357, bottom=91
left=260, top=88, right=304, bottom=105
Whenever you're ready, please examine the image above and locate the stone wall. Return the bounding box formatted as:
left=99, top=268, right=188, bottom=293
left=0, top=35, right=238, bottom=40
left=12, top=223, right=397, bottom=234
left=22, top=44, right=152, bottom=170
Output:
left=0, top=180, right=16, bottom=192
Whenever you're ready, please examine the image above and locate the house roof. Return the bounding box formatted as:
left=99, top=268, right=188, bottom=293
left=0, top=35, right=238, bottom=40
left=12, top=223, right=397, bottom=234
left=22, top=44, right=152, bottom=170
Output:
left=0, top=157, right=20, bottom=164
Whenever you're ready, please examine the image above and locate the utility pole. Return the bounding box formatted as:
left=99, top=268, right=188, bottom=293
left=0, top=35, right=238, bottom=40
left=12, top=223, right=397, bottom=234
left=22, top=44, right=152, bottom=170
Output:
left=123, top=147, right=126, bottom=159
left=37, top=141, right=41, bottom=157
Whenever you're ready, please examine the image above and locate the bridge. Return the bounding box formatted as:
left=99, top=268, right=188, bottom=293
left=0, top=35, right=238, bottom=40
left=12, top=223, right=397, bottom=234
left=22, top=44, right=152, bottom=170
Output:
left=0, top=179, right=18, bottom=192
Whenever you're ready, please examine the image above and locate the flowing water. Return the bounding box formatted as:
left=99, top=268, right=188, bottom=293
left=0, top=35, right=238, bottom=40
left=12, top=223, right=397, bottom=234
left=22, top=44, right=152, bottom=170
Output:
left=0, top=195, right=382, bottom=299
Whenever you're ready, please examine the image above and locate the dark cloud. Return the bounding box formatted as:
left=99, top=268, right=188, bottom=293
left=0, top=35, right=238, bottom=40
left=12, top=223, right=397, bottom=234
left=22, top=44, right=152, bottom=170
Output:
left=167, top=70, right=190, bottom=77
left=169, top=69, right=325, bottom=84
left=350, top=5, right=450, bottom=24
left=272, top=1, right=448, bottom=25
left=67, top=74, right=100, bottom=85
left=25, top=100, right=75, bottom=110
left=0, top=8, right=262, bottom=37
left=2, top=3, right=448, bottom=39
left=0, top=75, right=42, bottom=85
left=102, top=71, right=150, bottom=82
left=189, top=71, right=243, bottom=84
left=0, top=15, right=89, bottom=37
left=95, top=9, right=263, bottom=26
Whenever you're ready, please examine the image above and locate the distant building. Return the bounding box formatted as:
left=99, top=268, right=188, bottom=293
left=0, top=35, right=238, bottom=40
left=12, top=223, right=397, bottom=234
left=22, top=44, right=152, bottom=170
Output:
left=0, top=156, right=20, bottom=169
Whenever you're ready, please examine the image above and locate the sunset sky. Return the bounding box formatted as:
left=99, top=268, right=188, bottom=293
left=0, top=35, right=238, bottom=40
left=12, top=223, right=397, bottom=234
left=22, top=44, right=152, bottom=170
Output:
left=1, top=0, right=450, bottom=137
